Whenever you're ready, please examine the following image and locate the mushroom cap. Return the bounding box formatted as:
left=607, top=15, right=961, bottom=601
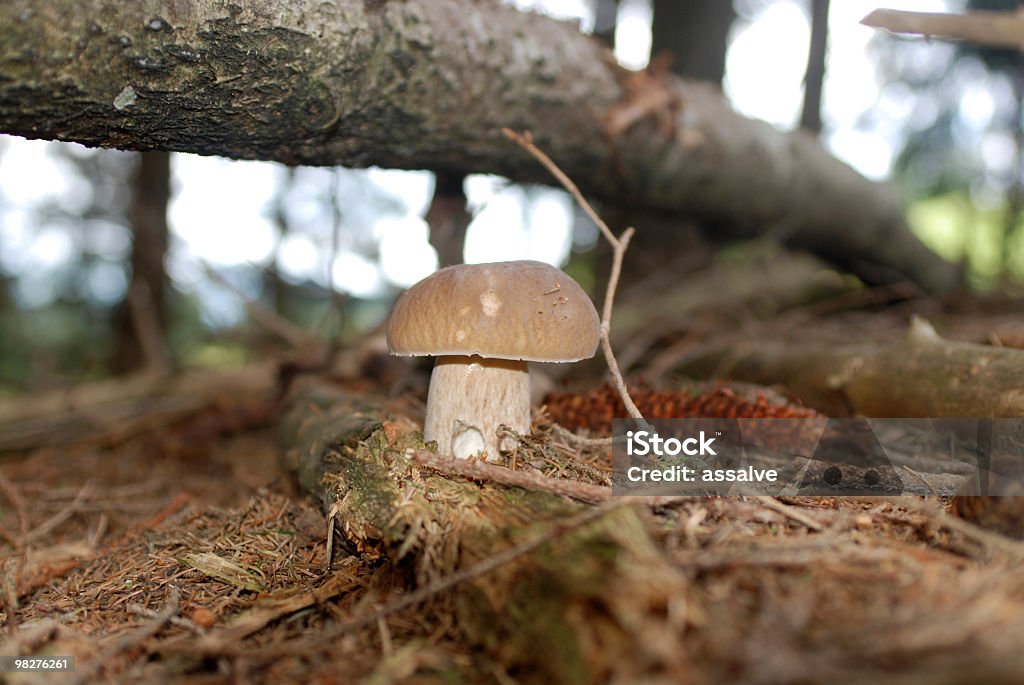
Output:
left=386, top=260, right=600, bottom=362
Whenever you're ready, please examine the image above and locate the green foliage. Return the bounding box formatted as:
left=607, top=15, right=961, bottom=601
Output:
left=909, top=191, right=1024, bottom=289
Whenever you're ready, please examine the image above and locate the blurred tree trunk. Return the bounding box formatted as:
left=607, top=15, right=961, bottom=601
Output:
left=651, top=0, right=734, bottom=84
left=801, top=0, right=831, bottom=134
left=268, top=167, right=295, bottom=315
left=598, top=0, right=736, bottom=292
left=112, top=152, right=171, bottom=375
left=425, top=172, right=469, bottom=267
left=592, top=0, right=619, bottom=47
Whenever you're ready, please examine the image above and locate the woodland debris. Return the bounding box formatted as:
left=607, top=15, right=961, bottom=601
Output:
left=678, top=317, right=1024, bottom=418
left=0, top=363, right=279, bottom=453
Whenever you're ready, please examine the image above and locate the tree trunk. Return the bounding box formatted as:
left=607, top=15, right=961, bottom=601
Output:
left=425, top=172, right=469, bottom=267
left=651, top=0, right=734, bottom=84
left=111, top=151, right=171, bottom=374
left=591, top=0, right=619, bottom=48
left=599, top=0, right=736, bottom=292
left=0, top=0, right=956, bottom=291
left=801, top=0, right=831, bottom=134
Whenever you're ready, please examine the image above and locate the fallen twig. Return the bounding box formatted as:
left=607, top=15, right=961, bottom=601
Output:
left=191, top=573, right=356, bottom=651
left=866, top=497, right=1024, bottom=561
left=408, top=449, right=611, bottom=503
left=502, top=128, right=647, bottom=425
left=756, top=496, right=824, bottom=532
left=23, top=482, right=92, bottom=544
left=201, top=260, right=325, bottom=352
left=549, top=423, right=618, bottom=448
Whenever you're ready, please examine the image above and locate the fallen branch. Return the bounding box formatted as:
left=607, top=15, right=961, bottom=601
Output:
left=678, top=317, right=1024, bottom=418
left=863, top=8, right=1024, bottom=50
left=0, top=0, right=957, bottom=290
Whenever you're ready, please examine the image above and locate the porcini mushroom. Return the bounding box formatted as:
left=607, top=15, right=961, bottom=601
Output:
left=386, top=260, right=600, bottom=461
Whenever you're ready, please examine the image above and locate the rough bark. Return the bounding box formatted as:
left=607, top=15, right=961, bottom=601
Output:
left=0, top=0, right=956, bottom=290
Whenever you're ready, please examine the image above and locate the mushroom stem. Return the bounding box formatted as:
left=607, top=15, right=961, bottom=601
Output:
left=424, top=355, right=531, bottom=461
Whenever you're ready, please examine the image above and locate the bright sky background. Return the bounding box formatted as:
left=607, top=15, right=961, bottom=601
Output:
left=0, top=0, right=959, bottom=322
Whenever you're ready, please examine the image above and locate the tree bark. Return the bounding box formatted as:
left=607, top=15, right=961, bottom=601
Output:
left=0, top=0, right=956, bottom=290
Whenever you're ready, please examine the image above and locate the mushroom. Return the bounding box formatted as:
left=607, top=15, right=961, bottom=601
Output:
left=386, top=260, right=600, bottom=461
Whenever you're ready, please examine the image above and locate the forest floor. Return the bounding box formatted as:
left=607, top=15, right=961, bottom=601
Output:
left=2, top=254, right=1024, bottom=684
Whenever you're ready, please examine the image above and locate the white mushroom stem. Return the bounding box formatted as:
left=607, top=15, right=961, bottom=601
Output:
left=424, top=355, right=531, bottom=461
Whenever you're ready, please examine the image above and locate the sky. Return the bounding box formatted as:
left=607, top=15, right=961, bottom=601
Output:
left=0, top=0, right=959, bottom=321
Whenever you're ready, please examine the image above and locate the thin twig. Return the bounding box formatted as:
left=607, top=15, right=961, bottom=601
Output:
left=501, top=128, right=647, bottom=423
left=549, top=423, right=618, bottom=447
left=408, top=449, right=611, bottom=503
left=325, top=501, right=340, bottom=572
left=201, top=260, right=322, bottom=351
left=24, top=482, right=93, bottom=543
left=128, top=604, right=204, bottom=636
left=409, top=449, right=693, bottom=508
left=69, top=587, right=180, bottom=685
left=866, top=497, right=1024, bottom=561
left=757, top=497, right=824, bottom=532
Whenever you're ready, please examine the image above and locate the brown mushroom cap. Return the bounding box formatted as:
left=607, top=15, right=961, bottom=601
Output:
left=386, top=260, right=600, bottom=362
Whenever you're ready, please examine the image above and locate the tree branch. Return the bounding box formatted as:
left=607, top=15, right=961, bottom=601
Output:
left=862, top=8, right=1024, bottom=50
left=0, top=0, right=957, bottom=290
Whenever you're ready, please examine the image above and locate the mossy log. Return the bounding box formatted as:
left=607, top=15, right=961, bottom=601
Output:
left=279, top=380, right=694, bottom=683
left=680, top=318, right=1024, bottom=418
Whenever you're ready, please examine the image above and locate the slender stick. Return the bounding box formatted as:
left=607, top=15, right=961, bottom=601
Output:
left=501, top=128, right=646, bottom=422
left=408, top=449, right=611, bottom=503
